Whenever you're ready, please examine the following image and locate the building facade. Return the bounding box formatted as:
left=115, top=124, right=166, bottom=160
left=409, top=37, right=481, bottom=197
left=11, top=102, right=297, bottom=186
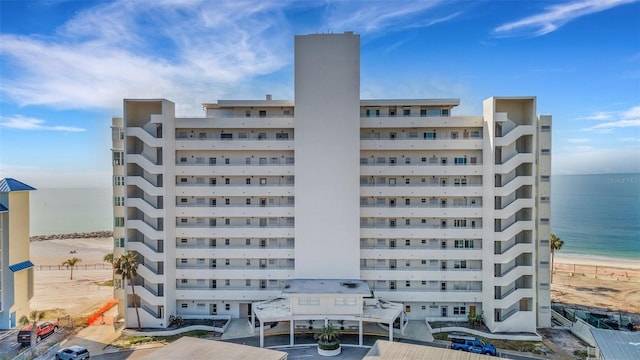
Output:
left=0, top=178, right=36, bottom=329
left=112, top=32, right=551, bottom=333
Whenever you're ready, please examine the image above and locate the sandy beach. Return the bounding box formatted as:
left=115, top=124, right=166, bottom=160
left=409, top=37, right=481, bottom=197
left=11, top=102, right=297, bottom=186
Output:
left=28, top=236, right=640, bottom=323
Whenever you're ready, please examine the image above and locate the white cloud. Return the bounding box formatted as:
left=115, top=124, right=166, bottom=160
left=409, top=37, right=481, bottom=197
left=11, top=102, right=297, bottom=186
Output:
left=553, top=147, right=640, bottom=174
left=324, top=1, right=453, bottom=33
left=0, top=115, right=85, bottom=132
left=567, top=138, right=591, bottom=144
left=0, top=0, right=291, bottom=114
left=581, top=105, right=640, bottom=131
left=494, top=0, right=637, bottom=37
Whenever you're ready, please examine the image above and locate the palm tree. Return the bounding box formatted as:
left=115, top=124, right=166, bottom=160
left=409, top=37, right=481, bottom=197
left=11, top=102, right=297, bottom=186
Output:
left=114, top=251, right=141, bottom=329
left=550, top=233, right=564, bottom=282
left=61, top=257, right=81, bottom=280
left=19, top=310, right=45, bottom=357
left=315, top=324, right=340, bottom=350
left=103, top=252, right=114, bottom=265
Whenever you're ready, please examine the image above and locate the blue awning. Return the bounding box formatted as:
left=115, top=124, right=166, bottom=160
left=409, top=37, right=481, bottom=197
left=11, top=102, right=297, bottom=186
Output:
left=9, top=260, right=34, bottom=272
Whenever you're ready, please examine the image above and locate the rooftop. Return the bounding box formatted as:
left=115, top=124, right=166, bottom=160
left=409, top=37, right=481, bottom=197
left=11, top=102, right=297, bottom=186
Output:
left=282, top=279, right=372, bottom=296
left=140, top=336, right=287, bottom=360
left=0, top=178, right=36, bottom=193
left=591, top=329, right=640, bottom=360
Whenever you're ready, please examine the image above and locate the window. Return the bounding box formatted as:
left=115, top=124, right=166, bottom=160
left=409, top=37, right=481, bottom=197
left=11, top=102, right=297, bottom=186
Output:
left=541, top=218, right=550, bottom=224
left=298, top=297, right=320, bottom=306
left=541, top=175, right=550, bottom=182
left=441, top=282, right=447, bottom=291
left=114, top=217, right=125, bottom=227
left=225, top=304, right=231, bottom=311
left=454, top=307, right=466, bottom=315
left=114, top=238, right=125, bottom=247
left=221, top=133, right=233, bottom=140
left=114, top=197, right=124, bottom=206
left=181, top=303, right=188, bottom=308
left=541, top=125, right=551, bottom=132
left=113, top=176, right=125, bottom=186
left=181, top=279, right=187, bottom=284
left=112, top=151, right=124, bottom=165
left=405, top=281, right=410, bottom=287
left=424, top=131, right=436, bottom=139
left=180, top=258, right=188, bottom=264
left=259, top=178, right=267, bottom=185
left=259, top=110, right=266, bottom=117
left=454, top=260, right=467, bottom=269
left=245, top=110, right=251, bottom=117
left=225, top=198, right=230, bottom=205
left=540, top=196, right=550, bottom=203
left=225, top=158, right=230, bottom=165
left=403, top=109, right=411, bottom=116
left=541, top=149, right=550, bottom=155
left=454, top=157, right=467, bottom=165
left=225, top=259, right=230, bottom=265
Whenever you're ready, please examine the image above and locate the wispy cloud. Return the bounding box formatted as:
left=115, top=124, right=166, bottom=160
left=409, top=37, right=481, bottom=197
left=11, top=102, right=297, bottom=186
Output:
left=494, top=0, right=637, bottom=37
left=324, top=1, right=454, bottom=34
left=0, top=0, right=291, bottom=113
left=567, top=138, right=591, bottom=144
left=581, top=106, right=640, bottom=130
left=0, top=115, right=85, bottom=132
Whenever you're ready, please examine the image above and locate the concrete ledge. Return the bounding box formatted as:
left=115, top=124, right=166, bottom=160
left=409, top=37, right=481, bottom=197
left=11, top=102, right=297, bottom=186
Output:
left=429, top=326, right=541, bottom=341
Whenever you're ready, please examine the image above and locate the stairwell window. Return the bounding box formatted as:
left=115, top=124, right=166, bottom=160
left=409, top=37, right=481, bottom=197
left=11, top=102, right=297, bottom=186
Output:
left=541, top=149, right=550, bottom=155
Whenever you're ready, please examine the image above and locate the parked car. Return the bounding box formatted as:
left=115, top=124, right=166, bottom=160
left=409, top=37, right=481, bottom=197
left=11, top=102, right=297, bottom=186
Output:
left=55, top=345, right=90, bottom=360
left=448, top=333, right=497, bottom=356
left=17, top=321, right=59, bottom=344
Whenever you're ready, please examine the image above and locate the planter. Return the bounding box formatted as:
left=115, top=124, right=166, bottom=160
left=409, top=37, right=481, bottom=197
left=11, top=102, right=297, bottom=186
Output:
left=318, top=344, right=341, bottom=356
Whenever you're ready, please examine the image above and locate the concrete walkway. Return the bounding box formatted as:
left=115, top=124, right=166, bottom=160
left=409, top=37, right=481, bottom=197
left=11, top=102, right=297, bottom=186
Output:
left=220, top=319, right=253, bottom=340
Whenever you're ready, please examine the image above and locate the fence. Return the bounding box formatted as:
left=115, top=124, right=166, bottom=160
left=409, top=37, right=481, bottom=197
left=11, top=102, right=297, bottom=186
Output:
left=554, top=262, right=640, bottom=278
left=36, top=263, right=112, bottom=271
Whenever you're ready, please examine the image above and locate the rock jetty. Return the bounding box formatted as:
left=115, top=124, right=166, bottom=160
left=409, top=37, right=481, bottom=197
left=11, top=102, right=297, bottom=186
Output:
left=30, top=231, right=113, bottom=241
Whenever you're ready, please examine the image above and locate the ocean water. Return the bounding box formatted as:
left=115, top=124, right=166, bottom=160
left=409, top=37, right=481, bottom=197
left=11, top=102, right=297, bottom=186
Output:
left=26, top=174, right=640, bottom=260
left=551, top=173, right=640, bottom=261
left=29, top=187, right=112, bottom=235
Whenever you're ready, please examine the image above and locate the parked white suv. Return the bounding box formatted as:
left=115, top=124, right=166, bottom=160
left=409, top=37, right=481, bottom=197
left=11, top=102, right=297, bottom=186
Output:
left=55, top=345, right=90, bottom=359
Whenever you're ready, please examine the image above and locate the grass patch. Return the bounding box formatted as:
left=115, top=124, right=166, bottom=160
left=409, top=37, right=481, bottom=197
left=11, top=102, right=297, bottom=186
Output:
left=97, top=280, right=113, bottom=287
left=115, top=330, right=213, bottom=348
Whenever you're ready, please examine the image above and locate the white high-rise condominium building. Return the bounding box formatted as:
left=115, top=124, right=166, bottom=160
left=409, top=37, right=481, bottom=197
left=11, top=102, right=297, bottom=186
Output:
left=111, top=32, right=552, bottom=334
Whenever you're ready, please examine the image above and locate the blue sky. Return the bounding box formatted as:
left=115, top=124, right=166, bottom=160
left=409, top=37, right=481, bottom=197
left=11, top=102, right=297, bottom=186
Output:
left=1, top=0, right=639, bottom=188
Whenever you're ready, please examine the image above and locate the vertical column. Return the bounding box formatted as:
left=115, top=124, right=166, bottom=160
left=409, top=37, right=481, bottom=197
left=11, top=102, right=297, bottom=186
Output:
left=294, top=33, right=361, bottom=279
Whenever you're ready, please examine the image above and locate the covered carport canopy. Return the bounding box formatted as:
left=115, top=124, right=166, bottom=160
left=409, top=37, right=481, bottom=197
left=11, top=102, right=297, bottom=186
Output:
left=253, top=279, right=404, bottom=348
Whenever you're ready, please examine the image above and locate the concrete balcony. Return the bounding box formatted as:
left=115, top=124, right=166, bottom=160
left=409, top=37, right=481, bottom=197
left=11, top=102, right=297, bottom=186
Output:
left=371, top=289, right=483, bottom=303
left=128, top=198, right=164, bottom=218
left=494, top=288, right=534, bottom=309
left=175, top=205, right=294, bottom=218
left=175, top=247, right=294, bottom=259
left=175, top=267, right=294, bottom=280
left=360, top=139, right=483, bottom=151
left=494, top=125, right=534, bottom=147
left=176, top=139, right=293, bottom=151
left=175, top=184, right=293, bottom=197
left=493, top=220, right=534, bottom=242
left=360, top=268, right=482, bottom=281
left=127, top=220, right=164, bottom=240
left=127, top=154, right=163, bottom=174
left=134, top=285, right=164, bottom=306
left=494, top=265, right=533, bottom=286
left=494, top=176, right=533, bottom=197
left=361, top=226, right=481, bottom=240
left=127, top=176, right=163, bottom=196
left=176, top=117, right=293, bottom=129
left=494, top=153, right=533, bottom=174
left=494, top=198, right=534, bottom=219
left=128, top=241, right=164, bottom=263
left=360, top=116, right=483, bottom=128
left=136, top=264, right=165, bottom=284
left=360, top=206, right=481, bottom=218
left=128, top=127, right=163, bottom=147
left=360, top=248, right=481, bottom=260
left=360, top=184, right=482, bottom=197
left=494, top=243, right=534, bottom=264
left=175, top=288, right=281, bottom=301
left=360, top=164, right=483, bottom=177
left=175, top=164, right=294, bottom=177
left=176, top=225, right=293, bottom=239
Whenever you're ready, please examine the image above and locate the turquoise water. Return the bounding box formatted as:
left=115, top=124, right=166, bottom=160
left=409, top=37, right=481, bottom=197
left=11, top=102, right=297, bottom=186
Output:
left=551, top=173, right=640, bottom=261
left=29, top=187, right=112, bottom=235
left=27, top=174, right=640, bottom=260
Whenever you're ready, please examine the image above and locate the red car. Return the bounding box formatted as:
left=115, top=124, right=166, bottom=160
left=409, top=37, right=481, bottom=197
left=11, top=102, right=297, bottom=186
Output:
left=17, top=321, right=59, bottom=344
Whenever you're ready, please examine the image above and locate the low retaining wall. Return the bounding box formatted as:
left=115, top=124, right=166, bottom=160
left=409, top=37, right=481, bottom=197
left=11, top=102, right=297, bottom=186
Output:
left=122, top=315, right=231, bottom=337
left=428, top=323, right=541, bottom=341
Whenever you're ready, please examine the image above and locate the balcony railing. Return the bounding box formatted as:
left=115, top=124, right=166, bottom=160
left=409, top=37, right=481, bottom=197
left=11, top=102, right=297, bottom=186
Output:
left=361, top=135, right=482, bottom=140
left=360, top=181, right=482, bottom=187
left=360, top=160, right=482, bottom=166
left=372, top=287, right=482, bottom=293
left=360, top=224, right=481, bottom=230
left=176, top=223, right=294, bottom=228
left=177, top=135, right=294, bottom=141
left=360, top=265, right=481, bottom=271
left=176, top=182, right=294, bottom=187
left=176, top=203, right=294, bottom=208
left=360, top=244, right=481, bottom=250
left=176, top=264, right=294, bottom=270
left=176, top=286, right=285, bottom=291
left=360, top=203, right=481, bottom=209
left=176, top=160, right=294, bottom=166
left=176, top=244, right=293, bottom=249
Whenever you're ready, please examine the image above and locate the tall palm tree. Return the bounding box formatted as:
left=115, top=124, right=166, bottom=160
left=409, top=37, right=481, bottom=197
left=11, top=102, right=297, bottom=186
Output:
left=61, top=257, right=81, bottom=280
left=103, top=252, right=114, bottom=265
left=114, top=251, right=141, bottom=329
left=550, top=233, right=564, bottom=282
left=19, top=310, right=45, bottom=357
